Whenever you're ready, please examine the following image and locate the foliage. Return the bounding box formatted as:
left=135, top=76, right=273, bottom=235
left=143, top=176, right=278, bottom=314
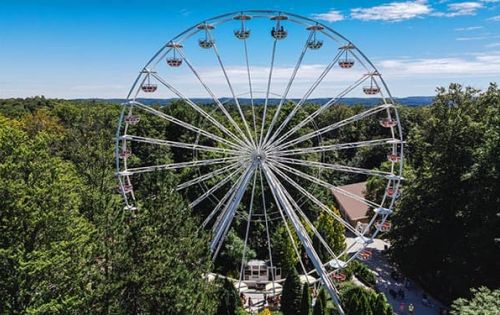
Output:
left=317, top=288, right=327, bottom=313
left=312, top=297, right=324, bottom=315
left=0, top=116, right=95, bottom=313
left=346, top=260, right=376, bottom=287
left=0, top=101, right=218, bottom=314
left=272, top=223, right=299, bottom=277
left=451, top=287, right=500, bottom=315
left=389, top=83, right=500, bottom=301
left=259, top=308, right=273, bottom=315
left=1, top=82, right=499, bottom=312
left=371, top=293, right=393, bottom=315
left=215, top=229, right=256, bottom=277
left=341, top=286, right=373, bottom=315
left=215, top=277, right=241, bottom=315
left=312, top=207, right=346, bottom=262
left=299, top=284, right=311, bottom=315
left=281, top=268, right=302, bottom=315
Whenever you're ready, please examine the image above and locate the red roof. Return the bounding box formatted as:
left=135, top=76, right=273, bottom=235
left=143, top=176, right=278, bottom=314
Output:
left=331, top=181, right=369, bottom=222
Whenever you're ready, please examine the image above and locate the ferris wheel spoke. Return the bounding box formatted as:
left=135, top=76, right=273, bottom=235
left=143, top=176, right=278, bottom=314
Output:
left=258, top=39, right=278, bottom=147
left=177, top=162, right=242, bottom=191
left=201, top=168, right=250, bottom=230
left=131, top=101, right=244, bottom=151
left=274, top=103, right=391, bottom=152
left=267, top=162, right=364, bottom=237
left=149, top=72, right=249, bottom=149
left=242, top=33, right=258, bottom=143
left=261, top=31, right=313, bottom=148
left=189, top=165, right=246, bottom=208
left=237, top=171, right=258, bottom=290
left=258, top=168, right=277, bottom=291
left=262, top=166, right=310, bottom=278
left=206, top=30, right=256, bottom=148
left=277, top=174, right=342, bottom=263
left=262, top=164, right=345, bottom=312
left=269, top=74, right=371, bottom=150
left=119, top=156, right=243, bottom=176
left=274, top=138, right=395, bottom=157
left=263, top=50, right=343, bottom=148
left=210, top=164, right=257, bottom=256
left=271, top=160, right=381, bottom=209
left=272, top=156, right=395, bottom=179
left=121, top=135, right=242, bottom=155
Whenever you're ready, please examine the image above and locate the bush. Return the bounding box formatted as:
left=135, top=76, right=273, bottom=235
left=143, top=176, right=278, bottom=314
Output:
left=347, top=261, right=376, bottom=287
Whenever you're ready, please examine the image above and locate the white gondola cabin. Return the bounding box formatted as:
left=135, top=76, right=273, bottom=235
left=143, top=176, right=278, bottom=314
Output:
left=119, top=149, right=131, bottom=159
left=386, top=187, right=401, bottom=198
left=387, top=153, right=401, bottom=162
left=271, top=15, right=288, bottom=40
left=125, top=115, right=140, bottom=125
left=141, top=84, right=157, bottom=93
left=375, top=220, right=392, bottom=232
left=379, top=118, right=398, bottom=128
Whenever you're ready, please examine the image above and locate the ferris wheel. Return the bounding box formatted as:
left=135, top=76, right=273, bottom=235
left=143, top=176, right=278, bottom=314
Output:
left=115, top=10, right=403, bottom=314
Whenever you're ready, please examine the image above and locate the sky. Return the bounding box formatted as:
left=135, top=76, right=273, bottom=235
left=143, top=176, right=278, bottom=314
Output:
left=0, top=0, right=499, bottom=99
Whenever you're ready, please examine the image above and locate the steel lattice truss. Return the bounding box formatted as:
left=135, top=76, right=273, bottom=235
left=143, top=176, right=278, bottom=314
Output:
left=115, top=10, right=404, bottom=315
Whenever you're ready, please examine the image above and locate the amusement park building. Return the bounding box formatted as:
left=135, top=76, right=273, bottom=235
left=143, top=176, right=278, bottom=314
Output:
left=332, top=181, right=369, bottom=227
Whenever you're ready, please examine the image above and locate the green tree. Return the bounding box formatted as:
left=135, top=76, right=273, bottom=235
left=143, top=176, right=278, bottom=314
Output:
left=281, top=268, right=302, bottom=315
left=317, top=288, right=327, bottom=313
left=97, top=172, right=217, bottom=315
left=272, top=223, right=299, bottom=277
left=312, top=297, right=324, bottom=315
left=313, top=208, right=346, bottom=262
left=341, top=286, right=373, bottom=315
left=372, top=292, right=393, bottom=315
left=215, top=277, right=242, bottom=315
left=0, top=116, right=95, bottom=313
left=299, top=284, right=311, bottom=315
left=215, top=229, right=256, bottom=277
left=451, top=287, right=500, bottom=315
left=389, top=84, right=500, bottom=301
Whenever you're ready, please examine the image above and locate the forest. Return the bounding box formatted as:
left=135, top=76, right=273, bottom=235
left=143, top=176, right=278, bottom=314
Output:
left=0, top=83, right=499, bottom=314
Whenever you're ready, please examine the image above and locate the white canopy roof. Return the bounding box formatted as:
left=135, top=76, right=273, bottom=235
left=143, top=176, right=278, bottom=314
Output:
left=328, top=259, right=347, bottom=269
left=265, top=282, right=283, bottom=292
left=299, top=274, right=317, bottom=284
left=232, top=281, right=249, bottom=292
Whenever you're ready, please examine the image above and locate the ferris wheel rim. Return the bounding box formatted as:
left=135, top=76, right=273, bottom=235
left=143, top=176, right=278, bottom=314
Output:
left=115, top=10, right=404, bottom=314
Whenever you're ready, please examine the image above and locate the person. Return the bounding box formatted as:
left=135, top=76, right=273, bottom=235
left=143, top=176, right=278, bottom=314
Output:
left=248, top=297, right=253, bottom=307
left=398, top=288, right=405, bottom=300
left=422, top=293, right=430, bottom=306
left=408, top=303, right=415, bottom=314
left=240, top=293, right=246, bottom=306
left=389, top=288, right=397, bottom=299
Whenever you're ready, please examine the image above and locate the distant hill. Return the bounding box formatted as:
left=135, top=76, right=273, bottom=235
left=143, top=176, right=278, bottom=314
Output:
left=73, top=96, right=434, bottom=107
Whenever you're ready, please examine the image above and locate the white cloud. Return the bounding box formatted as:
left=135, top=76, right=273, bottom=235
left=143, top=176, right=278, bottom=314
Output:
left=378, top=53, right=500, bottom=76
left=456, top=34, right=500, bottom=40
left=485, top=42, right=500, bottom=47
left=350, top=0, right=432, bottom=22
left=445, top=2, right=484, bottom=16
left=314, top=0, right=496, bottom=23
left=312, top=10, right=345, bottom=22
left=454, top=26, right=483, bottom=31
left=488, top=15, right=500, bottom=21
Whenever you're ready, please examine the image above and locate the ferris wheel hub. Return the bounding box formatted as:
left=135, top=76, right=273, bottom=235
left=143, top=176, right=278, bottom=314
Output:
left=251, top=149, right=267, bottom=164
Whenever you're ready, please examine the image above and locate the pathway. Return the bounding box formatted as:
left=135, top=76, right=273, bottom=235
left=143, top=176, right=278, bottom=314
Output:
left=346, top=237, right=446, bottom=315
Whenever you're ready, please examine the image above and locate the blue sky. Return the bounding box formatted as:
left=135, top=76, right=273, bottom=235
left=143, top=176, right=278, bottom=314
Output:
left=0, top=0, right=498, bottom=98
